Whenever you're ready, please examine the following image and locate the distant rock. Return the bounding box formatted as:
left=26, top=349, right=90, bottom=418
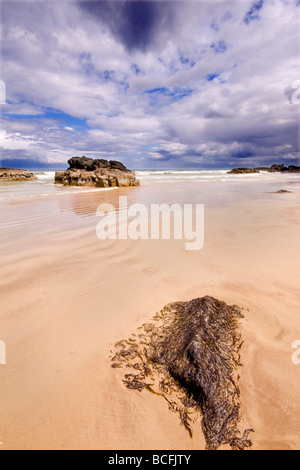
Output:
left=272, top=189, right=292, bottom=193
left=55, top=157, right=139, bottom=188
left=228, top=164, right=300, bottom=174
left=0, top=168, right=37, bottom=181
left=286, top=165, right=300, bottom=172
left=269, top=164, right=285, bottom=172
left=227, top=168, right=260, bottom=174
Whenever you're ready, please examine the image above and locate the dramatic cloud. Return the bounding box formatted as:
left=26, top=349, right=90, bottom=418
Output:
left=79, top=1, right=175, bottom=52
left=0, top=0, right=299, bottom=169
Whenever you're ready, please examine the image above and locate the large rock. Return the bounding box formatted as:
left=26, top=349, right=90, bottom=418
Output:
left=55, top=157, right=139, bottom=188
left=0, top=168, right=37, bottom=181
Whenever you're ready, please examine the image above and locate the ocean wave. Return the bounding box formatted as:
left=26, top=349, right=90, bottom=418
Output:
left=135, top=170, right=229, bottom=176
left=34, top=171, right=56, bottom=182
left=135, top=169, right=271, bottom=183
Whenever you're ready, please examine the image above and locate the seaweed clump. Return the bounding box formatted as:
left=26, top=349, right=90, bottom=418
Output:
left=110, top=296, right=254, bottom=450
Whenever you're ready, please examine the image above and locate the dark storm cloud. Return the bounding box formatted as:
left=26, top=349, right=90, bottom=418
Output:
left=78, top=0, right=174, bottom=51
left=0, top=158, right=64, bottom=170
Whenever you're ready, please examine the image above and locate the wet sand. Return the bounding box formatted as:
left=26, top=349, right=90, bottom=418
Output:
left=0, top=180, right=300, bottom=450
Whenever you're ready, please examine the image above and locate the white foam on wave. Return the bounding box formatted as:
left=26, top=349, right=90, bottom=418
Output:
left=135, top=169, right=268, bottom=183
left=34, top=171, right=56, bottom=182
left=136, top=170, right=228, bottom=176
left=135, top=169, right=284, bottom=183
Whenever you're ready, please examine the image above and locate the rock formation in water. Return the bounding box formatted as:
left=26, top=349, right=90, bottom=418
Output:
left=55, top=157, right=139, bottom=188
left=227, top=168, right=260, bottom=174
left=0, top=168, right=37, bottom=181
left=111, top=296, right=254, bottom=451
left=228, top=164, right=300, bottom=174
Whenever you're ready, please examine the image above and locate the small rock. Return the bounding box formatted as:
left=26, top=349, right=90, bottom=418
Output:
left=273, top=189, right=292, bottom=193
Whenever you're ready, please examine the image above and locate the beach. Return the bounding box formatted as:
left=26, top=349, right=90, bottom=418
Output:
left=0, top=170, right=300, bottom=450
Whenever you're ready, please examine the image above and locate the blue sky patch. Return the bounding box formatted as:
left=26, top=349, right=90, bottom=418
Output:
left=145, top=87, right=193, bottom=106
left=244, top=0, right=264, bottom=24
left=206, top=73, right=220, bottom=82
left=146, top=87, right=169, bottom=95
left=211, top=41, right=227, bottom=53
left=3, top=108, right=90, bottom=130
left=79, top=52, right=94, bottom=77
left=131, top=64, right=142, bottom=75
left=179, top=55, right=196, bottom=67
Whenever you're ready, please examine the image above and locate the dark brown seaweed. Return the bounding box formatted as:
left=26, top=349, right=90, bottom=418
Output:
left=110, top=296, right=254, bottom=450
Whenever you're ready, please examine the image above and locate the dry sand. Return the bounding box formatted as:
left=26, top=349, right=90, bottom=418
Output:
left=0, top=182, right=299, bottom=450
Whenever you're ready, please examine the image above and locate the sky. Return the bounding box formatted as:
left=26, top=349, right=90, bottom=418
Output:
left=0, top=0, right=299, bottom=170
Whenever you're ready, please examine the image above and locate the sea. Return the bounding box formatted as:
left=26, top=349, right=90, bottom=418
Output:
left=1, top=169, right=299, bottom=203
left=1, top=169, right=299, bottom=255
